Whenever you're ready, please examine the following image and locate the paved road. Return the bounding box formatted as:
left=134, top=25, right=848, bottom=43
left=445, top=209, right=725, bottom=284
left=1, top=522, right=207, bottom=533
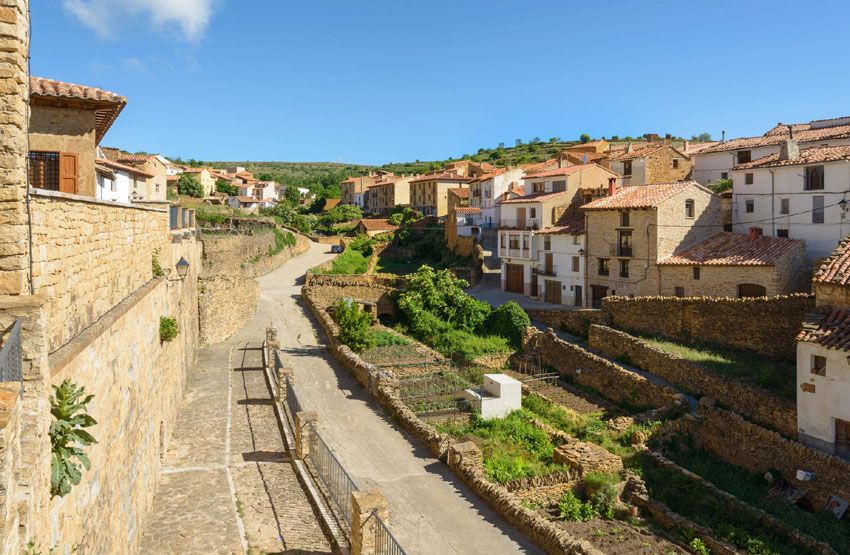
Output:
left=258, top=240, right=540, bottom=555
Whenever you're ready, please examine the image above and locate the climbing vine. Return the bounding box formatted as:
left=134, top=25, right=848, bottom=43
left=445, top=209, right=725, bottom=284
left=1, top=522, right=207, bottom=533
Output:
left=49, top=380, right=97, bottom=497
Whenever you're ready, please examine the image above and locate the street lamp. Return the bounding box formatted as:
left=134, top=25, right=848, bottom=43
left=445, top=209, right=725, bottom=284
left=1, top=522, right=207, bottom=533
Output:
left=175, top=257, right=190, bottom=280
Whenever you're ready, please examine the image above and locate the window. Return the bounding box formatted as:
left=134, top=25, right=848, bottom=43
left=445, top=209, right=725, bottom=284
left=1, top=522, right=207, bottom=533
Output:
left=28, top=151, right=60, bottom=191
left=620, top=211, right=630, bottom=226
left=572, top=256, right=580, bottom=272
left=737, top=150, right=752, bottom=164
left=745, top=173, right=754, bottom=185
left=811, top=355, right=827, bottom=377
left=674, top=286, right=685, bottom=297
left=533, top=182, right=545, bottom=193
left=623, top=161, right=632, bottom=176
left=530, top=208, right=537, bottom=219
left=543, top=236, right=551, bottom=251
left=672, top=159, right=680, bottom=169
left=721, top=172, right=729, bottom=180
left=522, top=235, right=529, bottom=250
left=685, top=199, right=695, bottom=218
left=598, top=258, right=610, bottom=276
left=619, top=259, right=629, bottom=278
left=777, top=229, right=789, bottom=238
left=745, top=199, right=754, bottom=213
left=618, top=230, right=633, bottom=257
left=805, top=165, right=825, bottom=191
left=509, top=234, right=520, bottom=249
left=573, top=234, right=580, bottom=245
left=780, top=198, right=789, bottom=215
left=552, top=180, right=567, bottom=192
left=693, top=267, right=700, bottom=280
left=813, top=196, right=825, bottom=224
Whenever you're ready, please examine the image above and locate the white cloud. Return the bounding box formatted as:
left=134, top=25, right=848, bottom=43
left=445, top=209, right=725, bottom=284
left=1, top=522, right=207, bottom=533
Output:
left=63, top=0, right=215, bottom=42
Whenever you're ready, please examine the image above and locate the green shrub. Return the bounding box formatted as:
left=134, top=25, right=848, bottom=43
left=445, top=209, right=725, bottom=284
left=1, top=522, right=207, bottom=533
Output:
left=177, top=173, right=203, bottom=197
left=558, top=491, right=596, bottom=521
left=152, top=249, right=164, bottom=277
left=349, top=234, right=374, bottom=257
left=49, top=380, right=97, bottom=497
left=689, top=538, right=709, bottom=555
left=334, top=298, right=375, bottom=353
left=267, top=228, right=296, bottom=257
left=324, top=248, right=369, bottom=275
left=160, top=316, right=179, bottom=342
left=370, top=330, right=409, bottom=347
left=216, top=178, right=237, bottom=195
left=488, top=301, right=531, bottom=348
left=196, top=208, right=230, bottom=225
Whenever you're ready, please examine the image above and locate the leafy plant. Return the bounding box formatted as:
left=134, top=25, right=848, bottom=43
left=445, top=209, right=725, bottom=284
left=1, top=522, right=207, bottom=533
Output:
left=160, top=316, right=179, bottom=342
left=349, top=234, right=374, bottom=257
left=152, top=248, right=164, bottom=278
left=215, top=178, right=237, bottom=195
left=49, top=380, right=97, bottom=497
left=489, top=301, right=531, bottom=348
left=689, top=538, right=710, bottom=555
left=370, top=330, right=409, bottom=347
left=558, top=491, right=596, bottom=521
left=334, top=298, right=375, bottom=353
left=177, top=173, right=203, bottom=197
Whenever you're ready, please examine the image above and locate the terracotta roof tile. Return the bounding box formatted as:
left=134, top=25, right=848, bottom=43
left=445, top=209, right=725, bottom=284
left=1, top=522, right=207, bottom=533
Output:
left=524, top=164, right=607, bottom=180
left=538, top=217, right=585, bottom=235
left=698, top=124, right=850, bottom=155
left=581, top=181, right=702, bottom=210
left=657, top=232, right=803, bottom=266
left=813, top=235, right=850, bottom=285
left=607, top=142, right=667, bottom=161
left=734, top=145, right=850, bottom=170
left=797, top=306, right=850, bottom=351
left=448, top=187, right=469, bottom=198
left=454, top=207, right=481, bottom=215
left=95, top=158, right=155, bottom=178
left=409, top=172, right=472, bottom=184
left=500, top=190, right=570, bottom=205
left=358, top=218, right=399, bottom=231
left=31, top=76, right=126, bottom=144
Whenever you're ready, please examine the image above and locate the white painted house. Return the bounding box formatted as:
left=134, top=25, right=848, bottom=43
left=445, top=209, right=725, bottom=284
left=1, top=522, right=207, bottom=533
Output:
left=692, top=117, right=850, bottom=185
left=239, top=181, right=278, bottom=202
left=468, top=167, right=525, bottom=229
left=730, top=142, right=850, bottom=261
left=534, top=220, right=587, bottom=306
left=94, top=158, right=154, bottom=204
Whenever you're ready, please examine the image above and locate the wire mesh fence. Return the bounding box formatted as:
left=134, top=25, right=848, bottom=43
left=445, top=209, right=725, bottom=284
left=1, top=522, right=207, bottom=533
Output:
left=397, top=368, right=475, bottom=417
left=0, top=319, right=23, bottom=383
left=307, top=424, right=357, bottom=533
left=374, top=512, right=406, bottom=555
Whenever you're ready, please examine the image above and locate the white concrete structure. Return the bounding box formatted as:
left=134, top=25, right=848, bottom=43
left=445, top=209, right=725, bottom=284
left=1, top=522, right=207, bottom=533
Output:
left=463, top=374, right=522, bottom=420
left=95, top=158, right=154, bottom=204
left=239, top=181, right=278, bottom=202
left=227, top=196, right=276, bottom=212
left=454, top=207, right=483, bottom=237
left=730, top=142, right=850, bottom=261
left=469, top=168, right=525, bottom=229
left=535, top=226, right=587, bottom=306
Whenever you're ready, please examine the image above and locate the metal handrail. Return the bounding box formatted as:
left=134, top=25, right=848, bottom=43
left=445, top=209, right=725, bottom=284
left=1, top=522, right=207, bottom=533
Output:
left=0, top=319, right=23, bottom=382
left=374, top=512, right=406, bottom=555
left=308, top=423, right=358, bottom=531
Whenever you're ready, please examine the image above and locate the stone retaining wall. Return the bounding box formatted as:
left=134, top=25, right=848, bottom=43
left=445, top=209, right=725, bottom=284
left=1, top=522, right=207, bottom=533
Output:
left=305, top=273, right=404, bottom=289
left=521, top=327, right=683, bottom=411
left=696, top=399, right=850, bottom=508
left=601, top=294, right=815, bottom=361
left=198, top=275, right=260, bottom=346
left=588, top=325, right=797, bottom=436
left=524, top=308, right=605, bottom=338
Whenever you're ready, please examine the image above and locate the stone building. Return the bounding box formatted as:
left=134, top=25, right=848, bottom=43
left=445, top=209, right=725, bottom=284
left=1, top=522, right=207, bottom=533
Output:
left=468, top=167, right=525, bottom=229
left=606, top=141, right=692, bottom=186
left=656, top=228, right=809, bottom=298
left=28, top=76, right=127, bottom=197
left=357, top=218, right=399, bottom=237
left=521, top=163, right=621, bottom=206
left=409, top=171, right=472, bottom=217
left=365, top=175, right=411, bottom=214
left=582, top=181, right=722, bottom=307
left=101, top=148, right=169, bottom=201
left=94, top=157, right=156, bottom=204
left=181, top=167, right=216, bottom=197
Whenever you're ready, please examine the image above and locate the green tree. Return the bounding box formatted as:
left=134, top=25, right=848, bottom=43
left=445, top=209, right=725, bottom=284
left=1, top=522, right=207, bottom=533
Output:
left=579, top=133, right=591, bottom=143
left=691, top=132, right=713, bottom=142
left=548, top=137, right=560, bottom=143
left=283, top=185, right=301, bottom=204
left=490, top=302, right=531, bottom=348
left=177, top=173, right=203, bottom=197
left=515, top=138, right=524, bottom=147
left=334, top=298, right=375, bottom=353
left=611, top=135, right=620, bottom=141
left=215, top=178, right=237, bottom=195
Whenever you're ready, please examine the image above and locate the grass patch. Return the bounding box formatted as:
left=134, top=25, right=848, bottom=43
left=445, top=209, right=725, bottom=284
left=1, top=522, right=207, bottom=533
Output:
left=636, top=335, right=796, bottom=400
left=370, top=330, right=409, bottom=347
left=374, top=256, right=425, bottom=275
left=322, top=248, right=369, bottom=275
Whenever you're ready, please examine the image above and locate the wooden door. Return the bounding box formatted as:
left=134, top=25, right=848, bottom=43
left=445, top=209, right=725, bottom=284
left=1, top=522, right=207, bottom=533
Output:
left=545, top=253, right=554, bottom=274
left=544, top=280, right=561, bottom=304
left=531, top=275, right=538, bottom=297
left=59, top=153, right=79, bottom=194
left=836, top=419, right=850, bottom=458
left=516, top=207, right=526, bottom=229
left=505, top=264, right=523, bottom=293
left=574, top=285, right=583, bottom=307
left=591, top=285, right=608, bottom=309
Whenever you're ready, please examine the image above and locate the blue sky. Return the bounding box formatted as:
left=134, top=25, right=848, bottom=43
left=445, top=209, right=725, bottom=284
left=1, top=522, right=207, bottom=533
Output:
left=31, top=0, right=850, bottom=165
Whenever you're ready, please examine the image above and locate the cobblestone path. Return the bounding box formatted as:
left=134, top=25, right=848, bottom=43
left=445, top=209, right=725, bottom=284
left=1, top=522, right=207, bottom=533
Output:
left=139, top=338, right=332, bottom=554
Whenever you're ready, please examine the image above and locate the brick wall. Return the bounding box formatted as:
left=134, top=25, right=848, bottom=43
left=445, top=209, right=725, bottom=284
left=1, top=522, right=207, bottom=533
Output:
left=29, top=190, right=169, bottom=353
left=696, top=399, right=850, bottom=508
left=602, top=294, right=815, bottom=361
left=588, top=325, right=797, bottom=436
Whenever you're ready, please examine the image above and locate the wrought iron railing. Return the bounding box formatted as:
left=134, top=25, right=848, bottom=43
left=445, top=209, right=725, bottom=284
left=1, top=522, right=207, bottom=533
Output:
left=286, top=375, right=302, bottom=421
left=374, top=512, right=406, bottom=555
left=0, top=319, right=23, bottom=382
left=308, top=424, right=357, bottom=532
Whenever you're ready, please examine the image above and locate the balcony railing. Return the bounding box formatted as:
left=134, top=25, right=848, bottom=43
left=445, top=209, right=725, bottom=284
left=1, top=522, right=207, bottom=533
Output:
left=617, top=246, right=633, bottom=257
left=534, top=265, right=557, bottom=276
left=500, top=247, right=532, bottom=259
left=499, top=218, right=541, bottom=230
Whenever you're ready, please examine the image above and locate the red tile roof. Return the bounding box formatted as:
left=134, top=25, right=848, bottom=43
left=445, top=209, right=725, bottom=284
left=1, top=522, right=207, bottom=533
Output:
left=101, top=148, right=159, bottom=167
left=814, top=235, right=850, bottom=285
left=358, top=218, right=399, bottom=232
left=499, top=190, right=570, bottom=205
left=470, top=168, right=509, bottom=182
left=608, top=142, right=688, bottom=161
left=563, top=151, right=607, bottom=162
left=733, top=145, right=850, bottom=170
left=409, top=172, right=472, bottom=184
left=448, top=187, right=469, bottom=199
left=538, top=217, right=586, bottom=235
left=31, top=76, right=126, bottom=144
left=581, top=181, right=703, bottom=210
left=454, top=207, right=481, bottom=215
left=698, top=124, right=850, bottom=155
left=797, top=306, right=850, bottom=351
left=524, top=164, right=607, bottom=180
left=95, top=158, right=155, bottom=178
left=657, top=232, right=803, bottom=266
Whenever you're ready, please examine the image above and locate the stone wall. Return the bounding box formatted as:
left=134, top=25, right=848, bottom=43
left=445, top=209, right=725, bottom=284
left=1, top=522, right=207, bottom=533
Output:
left=29, top=190, right=170, bottom=352
left=198, top=275, right=260, bottom=345
left=521, top=327, right=683, bottom=411
left=588, top=325, right=797, bottom=436
left=696, top=399, right=850, bottom=508
left=305, top=273, right=405, bottom=289
left=602, top=294, right=815, bottom=361
left=524, top=308, right=605, bottom=338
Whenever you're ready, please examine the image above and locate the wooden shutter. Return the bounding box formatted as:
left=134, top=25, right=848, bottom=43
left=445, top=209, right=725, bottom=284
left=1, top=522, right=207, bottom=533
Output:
left=59, top=152, right=79, bottom=194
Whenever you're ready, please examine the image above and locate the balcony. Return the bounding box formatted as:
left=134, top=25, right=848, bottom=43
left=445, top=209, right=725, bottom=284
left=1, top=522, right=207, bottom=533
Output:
left=534, top=265, right=557, bottom=276
left=500, top=246, right=532, bottom=260
left=499, top=218, right=541, bottom=230
left=617, top=246, right=633, bottom=257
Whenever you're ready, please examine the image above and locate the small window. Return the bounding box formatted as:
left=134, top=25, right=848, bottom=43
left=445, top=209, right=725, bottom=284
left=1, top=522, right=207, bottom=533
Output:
left=780, top=198, right=789, bottom=215
left=530, top=208, right=537, bottom=219
left=685, top=199, right=695, bottom=218
left=623, top=160, right=632, bottom=176
left=672, top=159, right=680, bottom=169
left=620, top=211, right=630, bottom=226
left=598, top=258, right=610, bottom=276
left=777, top=229, right=789, bottom=238
left=533, top=182, right=545, bottom=193
left=674, top=286, right=685, bottom=297
left=572, top=256, right=580, bottom=272
left=573, top=234, right=580, bottom=245
left=813, top=196, right=825, bottom=224
left=745, top=173, right=754, bottom=185
left=721, top=172, right=729, bottom=180
left=619, top=259, right=629, bottom=278
left=522, top=235, right=530, bottom=250
left=811, top=355, right=827, bottom=377
left=693, top=267, right=700, bottom=280
left=28, top=151, right=61, bottom=191
left=509, top=235, right=520, bottom=249
left=805, top=165, right=825, bottom=191
left=737, top=150, right=752, bottom=164
left=618, top=230, right=633, bottom=257
left=544, top=236, right=551, bottom=251
left=745, top=200, right=754, bottom=213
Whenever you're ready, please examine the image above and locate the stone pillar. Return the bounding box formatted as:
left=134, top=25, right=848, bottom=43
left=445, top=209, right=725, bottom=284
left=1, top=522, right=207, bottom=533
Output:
left=294, top=411, right=317, bottom=460
left=276, top=365, right=293, bottom=403
left=0, top=0, right=31, bottom=295
left=350, top=489, right=389, bottom=555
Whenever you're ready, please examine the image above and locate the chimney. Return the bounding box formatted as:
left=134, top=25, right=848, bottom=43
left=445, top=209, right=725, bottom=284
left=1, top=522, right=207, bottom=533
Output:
left=787, top=124, right=794, bottom=140
left=608, top=177, right=617, bottom=197
left=779, top=139, right=799, bottom=161
left=748, top=227, right=763, bottom=240
left=721, top=130, right=726, bottom=143
left=626, top=142, right=633, bottom=153
left=683, top=140, right=690, bottom=152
